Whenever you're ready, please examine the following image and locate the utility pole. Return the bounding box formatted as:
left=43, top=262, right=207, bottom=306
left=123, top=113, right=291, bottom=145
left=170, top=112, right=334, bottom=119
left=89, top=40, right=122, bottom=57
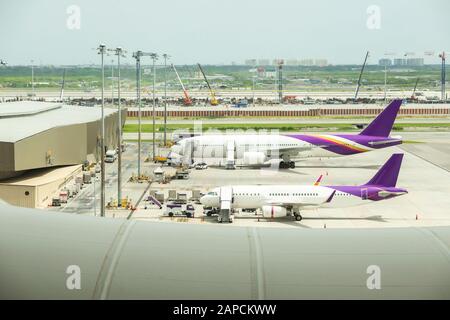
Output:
left=150, top=53, right=158, bottom=160
left=111, top=47, right=126, bottom=206
left=97, top=44, right=106, bottom=217
left=162, top=54, right=169, bottom=146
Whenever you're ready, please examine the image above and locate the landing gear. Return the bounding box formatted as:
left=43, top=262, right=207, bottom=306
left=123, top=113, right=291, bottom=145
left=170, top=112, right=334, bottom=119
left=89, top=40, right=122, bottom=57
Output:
left=279, top=161, right=295, bottom=169
left=294, top=213, right=303, bottom=221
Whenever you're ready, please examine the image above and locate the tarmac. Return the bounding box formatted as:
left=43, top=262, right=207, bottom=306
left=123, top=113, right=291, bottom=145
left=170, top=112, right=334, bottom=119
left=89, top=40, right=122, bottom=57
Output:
left=49, top=131, right=450, bottom=229
left=130, top=131, right=450, bottom=229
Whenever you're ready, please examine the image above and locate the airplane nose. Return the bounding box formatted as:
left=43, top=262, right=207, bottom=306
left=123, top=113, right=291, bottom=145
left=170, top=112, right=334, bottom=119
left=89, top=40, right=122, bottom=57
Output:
left=199, top=195, right=207, bottom=205
left=171, top=144, right=183, bottom=155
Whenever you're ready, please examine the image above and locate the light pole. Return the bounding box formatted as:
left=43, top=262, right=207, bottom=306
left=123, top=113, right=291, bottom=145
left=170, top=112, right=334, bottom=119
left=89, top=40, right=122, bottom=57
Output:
left=114, top=47, right=126, bottom=206
left=162, top=54, right=170, bottom=146
left=439, top=52, right=446, bottom=101
left=252, top=76, right=256, bottom=106
left=150, top=53, right=158, bottom=160
left=111, top=59, right=114, bottom=104
left=97, top=44, right=106, bottom=217
left=31, top=60, right=35, bottom=96
left=133, top=51, right=143, bottom=177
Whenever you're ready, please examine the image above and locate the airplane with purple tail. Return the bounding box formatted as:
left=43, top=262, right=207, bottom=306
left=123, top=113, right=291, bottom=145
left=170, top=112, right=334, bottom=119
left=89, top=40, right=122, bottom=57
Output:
left=170, top=99, right=403, bottom=169
left=200, top=154, right=407, bottom=221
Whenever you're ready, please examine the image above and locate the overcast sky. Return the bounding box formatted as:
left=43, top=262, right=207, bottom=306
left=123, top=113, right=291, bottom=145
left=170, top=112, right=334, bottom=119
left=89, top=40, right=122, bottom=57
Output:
left=0, top=0, right=449, bottom=65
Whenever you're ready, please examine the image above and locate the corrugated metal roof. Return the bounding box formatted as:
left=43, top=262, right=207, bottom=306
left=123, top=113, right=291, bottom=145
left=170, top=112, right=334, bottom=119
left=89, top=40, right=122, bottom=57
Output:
left=0, top=101, right=117, bottom=143
left=0, top=101, right=62, bottom=118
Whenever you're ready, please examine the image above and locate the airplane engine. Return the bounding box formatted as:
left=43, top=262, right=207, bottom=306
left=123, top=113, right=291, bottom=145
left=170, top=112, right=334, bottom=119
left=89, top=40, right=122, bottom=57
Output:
left=262, top=205, right=287, bottom=218
left=243, top=152, right=266, bottom=166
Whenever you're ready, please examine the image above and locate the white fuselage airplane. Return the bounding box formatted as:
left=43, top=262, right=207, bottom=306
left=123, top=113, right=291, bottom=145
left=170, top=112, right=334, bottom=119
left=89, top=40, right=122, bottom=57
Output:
left=170, top=100, right=402, bottom=169
left=200, top=154, right=407, bottom=221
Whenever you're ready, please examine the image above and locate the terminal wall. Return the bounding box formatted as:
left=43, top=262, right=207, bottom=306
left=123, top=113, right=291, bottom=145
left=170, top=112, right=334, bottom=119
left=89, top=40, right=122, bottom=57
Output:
left=14, top=123, right=87, bottom=172
left=0, top=142, right=14, bottom=180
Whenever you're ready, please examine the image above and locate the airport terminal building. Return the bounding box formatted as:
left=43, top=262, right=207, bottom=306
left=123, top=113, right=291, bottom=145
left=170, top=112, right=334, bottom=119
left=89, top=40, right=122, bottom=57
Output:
left=0, top=101, right=125, bottom=207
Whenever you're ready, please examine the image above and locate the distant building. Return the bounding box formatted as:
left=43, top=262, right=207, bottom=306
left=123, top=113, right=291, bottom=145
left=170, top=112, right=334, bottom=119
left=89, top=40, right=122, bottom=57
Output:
left=258, top=59, right=270, bottom=66
left=285, top=59, right=298, bottom=66
left=393, top=58, right=407, bottom=66
left=379, top=58, right=392, bottom=66
left=244, top=59, right=257, bottom=66
left=272, top=59, right=284, bottom=66
left=299, top=59, right=314, bottom=66
left=406, top=58, right=424, bottom=66
left=314, top=59, right=328, bottom=67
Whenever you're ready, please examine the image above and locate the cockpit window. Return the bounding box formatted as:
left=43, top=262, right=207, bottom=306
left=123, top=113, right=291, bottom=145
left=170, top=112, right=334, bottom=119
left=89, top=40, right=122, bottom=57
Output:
left=207, top=192, right=218, bottom=196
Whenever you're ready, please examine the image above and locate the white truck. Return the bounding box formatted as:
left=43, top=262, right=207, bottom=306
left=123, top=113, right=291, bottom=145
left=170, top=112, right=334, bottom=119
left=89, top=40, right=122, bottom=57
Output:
left=165, top=203, right=195, bottom=218
left=105, top=150, right=117, bottom=163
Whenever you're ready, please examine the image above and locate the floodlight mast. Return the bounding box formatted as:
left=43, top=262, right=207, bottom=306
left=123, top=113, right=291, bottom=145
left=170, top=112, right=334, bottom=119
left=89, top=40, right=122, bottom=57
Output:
left=132, top=50, right=155, bottom=177
left=150, top=53, right=158, bottom=161
left=162, top=54, right=170, bottom=146
left=439, top=52, right=446, bottom=101
left=97, top=44, right=106, bottom=217
left=109, top=47, right=126, bottom=206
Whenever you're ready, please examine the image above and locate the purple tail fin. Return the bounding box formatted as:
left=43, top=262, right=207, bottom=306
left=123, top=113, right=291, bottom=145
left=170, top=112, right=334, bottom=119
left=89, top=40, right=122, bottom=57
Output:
left=364, top=153, right=403, bottom=187
left=359, top=99, right=402, bottom=137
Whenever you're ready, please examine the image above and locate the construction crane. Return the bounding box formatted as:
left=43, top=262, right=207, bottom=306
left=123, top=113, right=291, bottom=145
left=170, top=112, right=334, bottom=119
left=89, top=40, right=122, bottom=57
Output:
left=411, top=77, right=420, bottom=100
left=197, top=63, right=218, bottom=106
left=172, top=64, right=192, bottom=106
left=354, top=51, right=369, bottom=101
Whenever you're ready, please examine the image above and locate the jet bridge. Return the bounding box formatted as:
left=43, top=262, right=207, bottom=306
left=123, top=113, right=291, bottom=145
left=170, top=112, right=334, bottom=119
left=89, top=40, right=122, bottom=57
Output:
left=218, top=186, right=233, bottom=223
left=225, top=140, right=236, bottom=169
